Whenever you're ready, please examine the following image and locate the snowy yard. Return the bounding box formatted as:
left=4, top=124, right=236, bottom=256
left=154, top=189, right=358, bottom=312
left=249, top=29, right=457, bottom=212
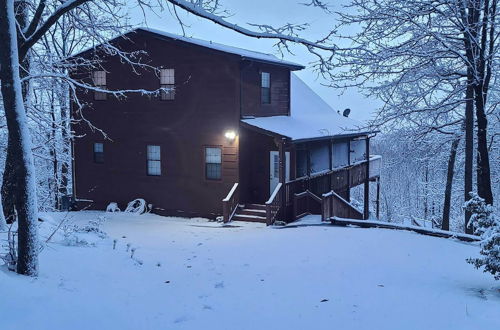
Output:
left=1, top=212, right=499, bottom=330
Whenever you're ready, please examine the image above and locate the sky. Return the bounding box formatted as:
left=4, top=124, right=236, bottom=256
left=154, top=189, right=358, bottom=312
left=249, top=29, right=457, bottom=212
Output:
left=127, top=0, right=380, bottom=122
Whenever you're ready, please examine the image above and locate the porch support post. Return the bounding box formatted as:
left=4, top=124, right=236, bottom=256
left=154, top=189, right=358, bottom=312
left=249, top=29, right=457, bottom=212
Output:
left=363, top=137, right=370, bottom=220
left=376, top=177, right=380, bottom=219
left=279, top=138, right=286, bottom=221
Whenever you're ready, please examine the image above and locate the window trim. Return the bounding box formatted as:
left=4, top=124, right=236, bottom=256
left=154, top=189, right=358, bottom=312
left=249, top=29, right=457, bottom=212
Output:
left=204, top=146, right=223, bottom=181
left=146, top=144, right=162, bottom=176
left=93, top=142, right=104, bottom=164
left=159, top=68, right=175, bottom=101
left=261, top=71, right=271, bottom=104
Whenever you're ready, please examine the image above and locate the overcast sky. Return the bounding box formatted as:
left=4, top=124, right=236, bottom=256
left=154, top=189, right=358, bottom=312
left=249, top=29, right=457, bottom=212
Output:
left=128, top=1, right=380, bottom=122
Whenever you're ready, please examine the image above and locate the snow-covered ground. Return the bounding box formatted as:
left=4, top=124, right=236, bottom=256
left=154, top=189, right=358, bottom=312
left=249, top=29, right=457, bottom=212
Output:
left=1, top=211, right=499, bottom=330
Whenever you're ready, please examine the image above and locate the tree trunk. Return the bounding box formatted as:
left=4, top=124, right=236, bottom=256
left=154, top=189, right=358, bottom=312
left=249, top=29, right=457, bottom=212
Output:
left=59, top=88, right=70, bottom=202
left=474, top=87, right=494, bottom=206
left=1, top=148, right=16, bottom=223
left=0, top=0, right=39, bottom=276
left=464, top=77, right=474, bottom=234
left=0, top=191, right=6, bottom=231
left=442, top=137, right=460, bottom=231
left=473, top=0, right=495, bottom=207
left=2, top=0, right=30, bottom=223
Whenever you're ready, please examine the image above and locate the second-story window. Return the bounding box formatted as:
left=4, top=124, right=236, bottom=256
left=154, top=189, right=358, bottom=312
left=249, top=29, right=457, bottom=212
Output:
left=92, top=70, right=107, bottom=100
left=160, top=68, right=175, bottom=100
left=93, top=143, right=104, bottom=163
left=261, top=72, right=271, bottom=104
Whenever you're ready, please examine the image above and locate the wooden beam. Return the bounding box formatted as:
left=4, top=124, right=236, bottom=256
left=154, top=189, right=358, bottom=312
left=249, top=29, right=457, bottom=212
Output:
left=376, top=177, right=380, bottom=219
left=364, top=137, right=370, bottom=220
left=279, top=138, right=286, bottom=221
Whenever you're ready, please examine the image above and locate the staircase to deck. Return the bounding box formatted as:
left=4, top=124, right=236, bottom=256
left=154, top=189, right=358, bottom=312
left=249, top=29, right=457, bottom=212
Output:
left=232, top=204, right=267, bottom=223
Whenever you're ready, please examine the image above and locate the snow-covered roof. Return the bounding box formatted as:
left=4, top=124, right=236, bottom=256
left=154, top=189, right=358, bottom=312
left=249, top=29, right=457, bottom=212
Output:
left=138, top=28, right=304, bottom=69
left=241, top=74, right=369, bottom=142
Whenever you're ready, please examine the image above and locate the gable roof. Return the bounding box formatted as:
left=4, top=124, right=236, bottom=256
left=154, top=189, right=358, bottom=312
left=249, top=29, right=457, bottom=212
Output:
left=138, top=28, right=304, bottom=70
left=69, top=27, right=304, bottom=70
left=241, top=74, right=370, bottom=142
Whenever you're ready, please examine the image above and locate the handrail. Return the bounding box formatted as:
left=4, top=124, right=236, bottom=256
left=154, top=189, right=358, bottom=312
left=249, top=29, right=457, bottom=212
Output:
left=321, top=190, right=364, bottom=221
left=293, top=190, right=322, bottom=220
left=266, top=182, right=282, bottom=205
left=265, top=183, right=283, bottom=225
left=222, top=183, right=239, bottom=202
left=222, top=183, right=239, bottom=223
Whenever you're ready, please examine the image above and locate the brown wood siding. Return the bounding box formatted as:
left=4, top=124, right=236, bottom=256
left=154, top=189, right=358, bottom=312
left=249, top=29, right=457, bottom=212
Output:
left=240, top=62, right=290, bottom=117
left=72, top=31, right=243, bottom=218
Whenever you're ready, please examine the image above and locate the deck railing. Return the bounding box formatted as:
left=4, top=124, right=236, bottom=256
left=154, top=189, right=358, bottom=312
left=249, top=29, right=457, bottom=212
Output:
left=265, top=182, right=282, bottom=225
left=222, top=183, right=239, bottom=223
left=293, top=190, right=322, bottom=220
left=321, top=190, right=364, bottom=221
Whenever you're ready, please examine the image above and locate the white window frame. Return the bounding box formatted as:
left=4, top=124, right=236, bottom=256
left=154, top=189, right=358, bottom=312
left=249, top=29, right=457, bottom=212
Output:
left=261, top=72, right=271, bottom=104
left=147, top=145, right=161, bottom=176
left=160, top=68, right=175, bottom=100
left=92, top=70, right=107, bottom=100
left=205, top=147, right=222, bottom=180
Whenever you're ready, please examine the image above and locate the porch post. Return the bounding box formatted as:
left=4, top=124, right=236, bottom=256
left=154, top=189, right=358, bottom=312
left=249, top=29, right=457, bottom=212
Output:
left=279, top=138, right=286, bottom=221
left=376, top=177, right=380, bottom=219
left=363, top=137, right=370, bottom=220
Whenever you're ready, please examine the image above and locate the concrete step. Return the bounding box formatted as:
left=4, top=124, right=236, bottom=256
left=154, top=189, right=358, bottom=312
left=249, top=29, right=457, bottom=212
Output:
left=232, top=214, right=267, bottom=223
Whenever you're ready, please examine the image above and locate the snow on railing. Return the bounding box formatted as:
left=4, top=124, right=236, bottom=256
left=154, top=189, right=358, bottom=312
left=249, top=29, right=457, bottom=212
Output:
left=266, top=182, right=283, bottom=205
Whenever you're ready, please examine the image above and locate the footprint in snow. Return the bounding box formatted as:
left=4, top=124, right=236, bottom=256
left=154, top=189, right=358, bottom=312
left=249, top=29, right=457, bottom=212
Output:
left=214, top=281, right=224, bottom=289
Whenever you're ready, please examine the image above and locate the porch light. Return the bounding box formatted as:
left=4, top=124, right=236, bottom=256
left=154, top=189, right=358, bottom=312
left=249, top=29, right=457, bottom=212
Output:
left=224, top=130, right=237, bottom=141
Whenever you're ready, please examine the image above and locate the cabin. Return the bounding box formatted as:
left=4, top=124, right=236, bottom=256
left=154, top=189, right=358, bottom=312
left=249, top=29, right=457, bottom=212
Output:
left=70, top=28, right=382, bottom=224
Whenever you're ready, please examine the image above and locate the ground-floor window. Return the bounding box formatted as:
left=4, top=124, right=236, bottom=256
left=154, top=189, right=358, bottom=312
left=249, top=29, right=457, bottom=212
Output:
left=205, top=147, right=222, bottom=180
left=147, top=145, right=161, bottom=176
left=93, top=142, right=104, bottom=163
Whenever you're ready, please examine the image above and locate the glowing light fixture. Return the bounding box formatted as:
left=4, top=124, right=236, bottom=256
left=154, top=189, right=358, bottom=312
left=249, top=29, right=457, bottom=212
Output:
left=224, top=130, right=237, bottom=141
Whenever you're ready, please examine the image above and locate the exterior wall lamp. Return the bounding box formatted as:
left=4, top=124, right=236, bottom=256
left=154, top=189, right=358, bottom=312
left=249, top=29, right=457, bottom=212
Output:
left=224, top=130, right=237, bottom=141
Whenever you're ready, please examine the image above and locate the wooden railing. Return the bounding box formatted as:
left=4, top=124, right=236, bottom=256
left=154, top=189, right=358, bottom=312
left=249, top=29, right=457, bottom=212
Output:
left=321, top=190, right=364, bottom=221
left=265, top=183, right=282, bottom=225
left=285, top=156, right=382, bottom=207
left=293, top=190, right=322, bottom=220
left=222, top=183, right=239, bottom=223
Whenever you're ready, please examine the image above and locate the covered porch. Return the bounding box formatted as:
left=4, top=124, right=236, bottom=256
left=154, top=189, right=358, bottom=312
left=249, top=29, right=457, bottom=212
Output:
left=222, top=122, right=382, bottom=225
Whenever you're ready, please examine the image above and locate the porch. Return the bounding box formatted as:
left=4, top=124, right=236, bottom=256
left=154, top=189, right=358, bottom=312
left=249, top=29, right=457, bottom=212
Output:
left=222, top=123, right=382, bottom=224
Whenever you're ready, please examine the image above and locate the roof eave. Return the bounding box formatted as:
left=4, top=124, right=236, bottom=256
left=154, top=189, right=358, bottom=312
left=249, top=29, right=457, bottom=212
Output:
left=291, top=131, right=374, bottom=143
left=241, top=56, right=304, bottom=70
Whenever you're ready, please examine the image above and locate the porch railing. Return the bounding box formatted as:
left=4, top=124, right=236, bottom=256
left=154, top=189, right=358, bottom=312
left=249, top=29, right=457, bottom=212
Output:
left=293, top=190, right=322, bottom=220
left=321, top=190, right=364, bottom=221
left=222, top=183, right=239, bottom=223
left=265, top=182, right=282, bottom=225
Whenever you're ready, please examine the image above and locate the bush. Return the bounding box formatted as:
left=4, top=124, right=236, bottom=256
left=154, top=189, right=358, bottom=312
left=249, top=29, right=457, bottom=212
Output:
left=465, top=193, right=500, bottom=280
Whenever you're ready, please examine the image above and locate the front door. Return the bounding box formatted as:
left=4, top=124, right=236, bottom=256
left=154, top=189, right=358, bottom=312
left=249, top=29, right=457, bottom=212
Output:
left=270, top=151, right=290, bottom=194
